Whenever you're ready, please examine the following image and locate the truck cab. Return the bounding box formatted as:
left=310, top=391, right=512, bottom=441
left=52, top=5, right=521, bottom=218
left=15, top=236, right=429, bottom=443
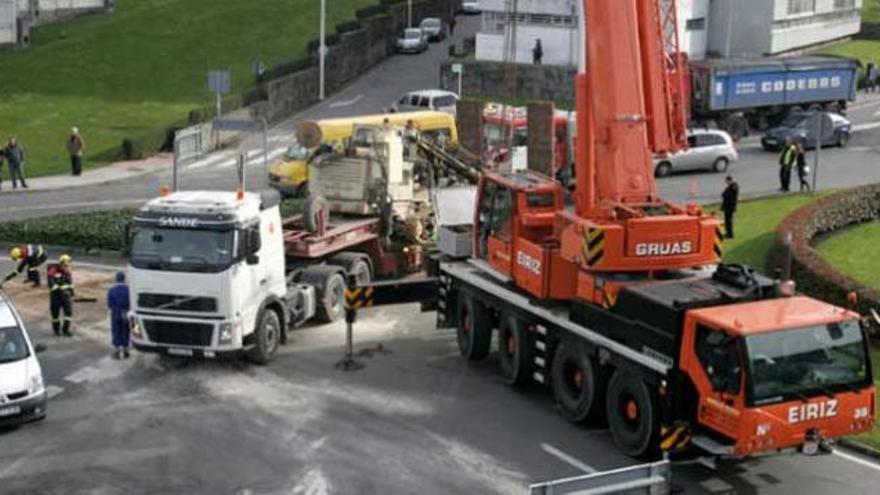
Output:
left=679, top=297, right=874, bottom=456
left=128, top=190, right=310, bottom=363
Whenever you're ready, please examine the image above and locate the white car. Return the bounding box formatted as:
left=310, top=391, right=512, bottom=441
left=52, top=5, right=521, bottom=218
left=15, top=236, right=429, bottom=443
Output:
left=419, top=18, right=446, bottom=42
left=393, top=89, right=459, bottom=115
left=460, top=1, right=481, bottom=14
left=654, top=129, right=738, bottom=177
left=0, top=291, right=47, bottom=428
left=395, top=28, right=429, bottom=54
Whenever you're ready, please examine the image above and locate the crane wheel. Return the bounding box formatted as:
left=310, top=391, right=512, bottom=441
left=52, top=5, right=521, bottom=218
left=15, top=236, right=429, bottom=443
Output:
left=456, top=292, right=491, bottom=361
left=551, top=341, right=605, bottom=423
left=498, top=314, right=532, bottom=386
left=247, top=309, right=281, bottom=365
left=606, top=370, right=659, bottom=459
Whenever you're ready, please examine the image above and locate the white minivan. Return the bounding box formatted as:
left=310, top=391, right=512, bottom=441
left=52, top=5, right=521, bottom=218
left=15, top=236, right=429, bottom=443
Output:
left=392, top=90, right=459, bottom=116
left=0, top=291, right=47, bottom=428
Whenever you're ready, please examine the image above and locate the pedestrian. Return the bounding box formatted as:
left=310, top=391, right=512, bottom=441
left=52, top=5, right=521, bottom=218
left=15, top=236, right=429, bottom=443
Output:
left=3, top=244, right=48, bottom=287
left=866, top=62, right=876, bottom=92
left=107, top=271, right=131, bottom=359
left=448, top=15, right=456, bottom=36
left=721, top=175, right=739, bottom=239
left=67, top=127, right=85, bottom=176
left=0, top=143, right=5, bottom=190
left=872, top=64, right=880, bottom=94
left=47, top=254, right=75, bottom=337
left=532, top=39, right=543, bottom=65
left=3, top=137, right=28, bottom=189
left=778, top=139, right=797, bottom=192
left=795, top=141, right=811, bottom=192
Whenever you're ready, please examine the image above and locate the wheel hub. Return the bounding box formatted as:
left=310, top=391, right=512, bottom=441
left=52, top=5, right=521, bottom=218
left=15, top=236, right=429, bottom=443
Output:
left=625, top=399, right=639, bottom=421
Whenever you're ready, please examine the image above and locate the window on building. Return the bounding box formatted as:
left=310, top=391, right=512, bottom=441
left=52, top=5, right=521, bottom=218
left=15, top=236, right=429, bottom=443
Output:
left=833, top=0, right=856, bottom=9
left=686, top=17, right=706, bottom=31
left=787, top=0, right=815, bottom=15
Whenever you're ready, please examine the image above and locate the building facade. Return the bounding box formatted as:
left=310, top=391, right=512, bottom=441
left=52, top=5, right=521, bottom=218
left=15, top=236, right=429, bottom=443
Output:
left=475, top=0, right=863, bottom=64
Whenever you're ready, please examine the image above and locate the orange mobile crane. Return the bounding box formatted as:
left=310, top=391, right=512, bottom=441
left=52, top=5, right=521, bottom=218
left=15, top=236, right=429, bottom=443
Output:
left=416, top=0, right=875, bottom=459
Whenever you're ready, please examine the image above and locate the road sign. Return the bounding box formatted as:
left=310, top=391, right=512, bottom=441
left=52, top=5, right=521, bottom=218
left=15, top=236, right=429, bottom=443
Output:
left=451, top=63, right=463, bottom=74
left=207, top=70, right=231, bottom=94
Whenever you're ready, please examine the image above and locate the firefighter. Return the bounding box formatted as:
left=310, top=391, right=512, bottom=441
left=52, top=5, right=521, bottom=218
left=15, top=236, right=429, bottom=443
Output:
left=48, top=254, right=75, bottom=337
left=3, top=244, right=48, bottom=287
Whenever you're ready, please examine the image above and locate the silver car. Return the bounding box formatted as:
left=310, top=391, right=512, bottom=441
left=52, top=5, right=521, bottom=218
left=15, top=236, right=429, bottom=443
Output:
left=395, top=28, right=429, bottom=54
left=654, top=129, right=738, bottom=177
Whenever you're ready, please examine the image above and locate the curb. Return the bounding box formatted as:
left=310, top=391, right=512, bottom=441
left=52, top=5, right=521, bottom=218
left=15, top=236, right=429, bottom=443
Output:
left=839, top=438, right=880, bottom=461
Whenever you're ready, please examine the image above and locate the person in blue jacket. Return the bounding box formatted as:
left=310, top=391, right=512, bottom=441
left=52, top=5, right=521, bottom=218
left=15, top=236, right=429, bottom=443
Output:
left=107, top=271, right=131, bottom=359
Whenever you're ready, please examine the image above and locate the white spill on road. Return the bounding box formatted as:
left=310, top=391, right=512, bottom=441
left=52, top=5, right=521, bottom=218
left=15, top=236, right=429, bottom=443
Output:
left=290, top=468, right=331, bottom=495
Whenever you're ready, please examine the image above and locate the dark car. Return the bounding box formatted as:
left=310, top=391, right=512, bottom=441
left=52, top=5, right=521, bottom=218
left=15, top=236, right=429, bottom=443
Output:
left=761, top=112, right=852, bottom=151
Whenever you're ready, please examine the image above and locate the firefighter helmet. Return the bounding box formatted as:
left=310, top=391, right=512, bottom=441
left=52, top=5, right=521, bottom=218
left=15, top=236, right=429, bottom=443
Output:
left=9, top=247, right=23, bottom=260
left=59, top=254, right=72, bottom=266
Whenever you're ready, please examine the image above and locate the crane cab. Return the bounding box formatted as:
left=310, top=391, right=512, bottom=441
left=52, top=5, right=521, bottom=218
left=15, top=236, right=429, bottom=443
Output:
left=474, top=171, right=577, bottom=300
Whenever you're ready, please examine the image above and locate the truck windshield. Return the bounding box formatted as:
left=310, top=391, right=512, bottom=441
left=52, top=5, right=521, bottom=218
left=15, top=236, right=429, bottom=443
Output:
left=745, top=321, right=869, bottom=405
left=0, top=326, right=29, bottom=364
left=130, top=227, right=235, bottom=273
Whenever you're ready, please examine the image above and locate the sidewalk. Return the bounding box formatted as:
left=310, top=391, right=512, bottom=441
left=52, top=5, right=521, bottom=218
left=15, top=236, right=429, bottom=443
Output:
left=1, top=153, right=173, bottom=194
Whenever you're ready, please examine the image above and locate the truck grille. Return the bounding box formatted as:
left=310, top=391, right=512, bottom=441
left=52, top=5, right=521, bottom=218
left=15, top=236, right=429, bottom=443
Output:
left=138, top=293, right=217, bottom=313
left=143, top=320, right=214, bottom=347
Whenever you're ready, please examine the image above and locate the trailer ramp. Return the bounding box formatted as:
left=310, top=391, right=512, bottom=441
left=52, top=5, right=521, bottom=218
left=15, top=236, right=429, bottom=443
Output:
left=529, top=460, right=670, bottom=495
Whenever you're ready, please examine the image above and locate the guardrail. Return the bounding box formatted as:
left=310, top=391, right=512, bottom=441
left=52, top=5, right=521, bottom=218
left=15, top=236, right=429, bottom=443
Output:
left=529, top=460, right=670, bottom=495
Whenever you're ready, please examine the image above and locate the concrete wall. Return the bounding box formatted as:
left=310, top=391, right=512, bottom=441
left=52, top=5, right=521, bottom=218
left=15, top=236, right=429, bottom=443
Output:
left=36, top=0, right=108, bottom=23
left=0, top=0, right=16, bottom=47
left=439, top=60, right=576, bottom=103
left=476, top=28, right=578, bottom=66
left=677, top=0, right=710, bottom=60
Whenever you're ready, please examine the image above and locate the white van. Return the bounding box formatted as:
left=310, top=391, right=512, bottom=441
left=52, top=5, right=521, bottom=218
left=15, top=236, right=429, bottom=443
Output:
left=0, top=291, right=47, bottom=428
left=392, top=89, right=459, bottom=115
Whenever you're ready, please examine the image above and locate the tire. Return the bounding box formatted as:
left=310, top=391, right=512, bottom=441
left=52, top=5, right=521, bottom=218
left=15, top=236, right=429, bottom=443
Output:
left=300, top=266, right=346, bottom=323
left=712, top=157, right=729, bottom=173
left=327, top=252, right=373, bottom=286
left=247, top=309, right=281, bottom=365
left=724, top=115, right=748, bottom=142
left=498, top=314, right=532, bottom=386
left=826, top=102, right=842, bottom=114
left=303, top=195, right=329, bottom=234
left=654, top=162, right=672, bottom=178
left=456, top=291, right=492, bottom=360
left=551, top=341, right=605, bottom=423
left=838, top=132, right=849, bottom=148
left=606, top=370, right=659, bottom=459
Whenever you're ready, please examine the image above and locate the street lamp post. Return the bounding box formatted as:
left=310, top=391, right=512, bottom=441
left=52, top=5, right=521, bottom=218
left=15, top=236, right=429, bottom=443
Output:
left=724, top=0, right=734, bottom=57
left=408, top=0, right=413, bottom=28
left=319, top=0, right=326, bottom=101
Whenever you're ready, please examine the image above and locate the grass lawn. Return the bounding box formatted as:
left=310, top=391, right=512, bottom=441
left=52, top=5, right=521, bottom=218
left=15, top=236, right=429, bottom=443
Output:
left=0, top=0, right=378, bottom=177
left=817, top=220, right=880, bottom=290
left=820, top=0, right=880, bottom=64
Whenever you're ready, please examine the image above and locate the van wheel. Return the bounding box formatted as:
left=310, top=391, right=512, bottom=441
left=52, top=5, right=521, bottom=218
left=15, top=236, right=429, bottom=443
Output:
left=606, top=370, right=659, bottom=459
left=713, top=157, right=729, bottom=173
left=498, top=314, right=532, bottom=386
left=552, top=341, right=605, bottom=423
left=456, top=292, right=491, bottom=360
left=248, top=309, right=281, bottom=365
left=655, top=162, right=672, bottom=178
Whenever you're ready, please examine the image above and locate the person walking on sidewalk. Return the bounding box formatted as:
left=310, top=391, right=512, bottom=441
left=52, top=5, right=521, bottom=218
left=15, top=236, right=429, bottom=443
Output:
left=3, top=137, right=28, bottom=190
left=4, top=244, right=48, bottom=287
left=721, top=175, right=739, bottom=239
left=47, top=254, right=75, bottom=337
left=67, top=127, right=85, bottom=176
left=447, top=15, right=456, bottom=36
left=795, top=141, right=811, bottom=192
left=778, top=138, right=797, bottom=192
left=866, top=62, right=876, bottom=93
left=533, top=39, right=544, bottom=65
left=107, top=271, right=131, bottom=359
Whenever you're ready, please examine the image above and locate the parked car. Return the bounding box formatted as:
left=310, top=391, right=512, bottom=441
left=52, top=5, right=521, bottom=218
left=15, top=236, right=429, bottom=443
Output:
left=654, top=129, right=738, bottom=177
left=419, top=18, right=446, bottom=42
left=0, top=291, right=47, bottom=429
left=392, top=89, right=459, bottom=115
left=459, top=1, right=482, bottom=14
left=761, top=112, right=852, bottom=151
left=395, top=28, right=429, bottom=54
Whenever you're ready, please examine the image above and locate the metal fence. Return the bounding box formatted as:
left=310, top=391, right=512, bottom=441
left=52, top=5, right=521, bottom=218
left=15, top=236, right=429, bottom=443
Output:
left=529, top=460, right=671, bottom=495
left=0, top=0, right=16, bottom=46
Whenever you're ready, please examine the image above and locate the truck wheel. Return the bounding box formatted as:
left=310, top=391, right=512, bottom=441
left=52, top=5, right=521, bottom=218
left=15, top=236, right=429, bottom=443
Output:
left=606, top=370, right=659, bottom=459
left=328, top=252, right=372, bottom=286
left=498, top=314, right=532, bottom=386
left=712, top=157, right=729, bottom=173
left=317, top=272, right=345, bottom=323
left=552, top=341, right=604, bottom=423
left=248, top=309, right=281, bottom=365
left=723, top=115, right=748, bottom=142
left=654, top=162, right=672, bottom=178
left=303, top=195, right=329, bottom=234
left=456, top=292, right=491, bottom=360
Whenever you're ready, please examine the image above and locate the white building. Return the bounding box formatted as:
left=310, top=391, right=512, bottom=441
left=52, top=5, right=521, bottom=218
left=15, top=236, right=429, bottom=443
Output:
left=475, top=0, right=580, bottom=67
left=475, top=0, right=863, bottom=64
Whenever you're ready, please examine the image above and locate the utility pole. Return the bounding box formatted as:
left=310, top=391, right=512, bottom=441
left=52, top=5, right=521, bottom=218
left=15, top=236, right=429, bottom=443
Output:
left=724, top=0, right=734, bottom=57
left=407, top=0, right=413, bottom=28
left=319, top=0, right=326, bottom=101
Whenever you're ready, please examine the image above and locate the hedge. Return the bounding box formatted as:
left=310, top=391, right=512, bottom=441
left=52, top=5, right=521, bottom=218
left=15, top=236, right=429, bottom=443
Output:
left=772, top=184, right=880, bottom=317
left=0, top=199, right=305, bottom=252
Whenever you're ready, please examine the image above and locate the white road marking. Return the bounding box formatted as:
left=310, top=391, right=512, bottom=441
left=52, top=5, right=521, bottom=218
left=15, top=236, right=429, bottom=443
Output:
left=540, top=443, right=596, bottom=474
left=45, top=385, right=64, bottom=399
left=852, top=121, right=880, bottom=132
left=833, top=449, right=880, bottom=473
left=329, top=94, right=364, bottom=109
left=699, top=477, right=735, bottom=493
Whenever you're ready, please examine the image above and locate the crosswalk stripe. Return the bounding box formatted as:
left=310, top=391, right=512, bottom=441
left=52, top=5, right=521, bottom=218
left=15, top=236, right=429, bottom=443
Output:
left=45, top=385, right=64, bottom=399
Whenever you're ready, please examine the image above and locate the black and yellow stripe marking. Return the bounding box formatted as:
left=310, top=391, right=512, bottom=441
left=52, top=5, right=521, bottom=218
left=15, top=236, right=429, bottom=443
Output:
left=660, top=424, right=691, bottom=452
left=602, top=291, right=618, bottom=309
left=713, top=226, right=724, bottom=259
left=581, top=227, right=605, bottom=267
left=344, top=287, right=375, bottom=310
